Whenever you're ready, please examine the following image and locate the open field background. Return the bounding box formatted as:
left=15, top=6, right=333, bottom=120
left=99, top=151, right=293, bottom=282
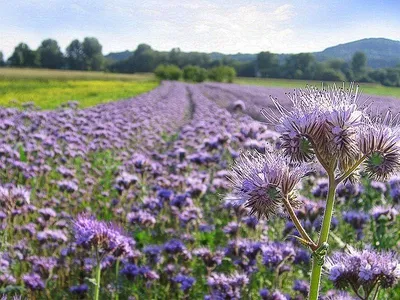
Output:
left=1, top=68, right=400, bottom=110
left=236, top=77, right=400, bottom=98
left=0, top=77, right=398, bottom=299
left=0, top=68, right=158, bottom=109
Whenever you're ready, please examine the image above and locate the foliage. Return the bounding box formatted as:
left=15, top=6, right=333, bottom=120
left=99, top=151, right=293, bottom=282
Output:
left=66, top=39, right=86, bottom=70
left=82, top=37, right=105, bottom=71
left=208, top=66, right=236, bottom=83
left=257, top=51, right=279, bottom=78
left=154, top=64, right=182, bottom=80
left=0, top=51, right=4, bottom=67
left=7, top=43, right=39, bottom=67
left=319, top=68, right=346, bottom=81
left=351, top=51, right=367, bottom=80
left=37, top=39, right=64, bottom=69
left=1, top=38, right=400, bottom=86
left=182, top=65, right=207, bottom=82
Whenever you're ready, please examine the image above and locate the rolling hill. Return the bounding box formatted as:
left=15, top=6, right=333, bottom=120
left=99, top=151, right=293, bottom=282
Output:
left=314, top=38, right=400, bottom=68
left=105, top=38, right=400, bottom=69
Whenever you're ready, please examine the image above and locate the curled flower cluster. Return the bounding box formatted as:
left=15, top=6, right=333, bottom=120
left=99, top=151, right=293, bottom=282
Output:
left=73, top=214, right=134, bottom=257
left=206, top=272, right=249, bottom=299
left=227, top=150, right=309, bottom=219
left=262, top=85, right=400, bottom=180
left=326, top=247, right=400, bottom=297
left=0, top=185, right=30, bottom=213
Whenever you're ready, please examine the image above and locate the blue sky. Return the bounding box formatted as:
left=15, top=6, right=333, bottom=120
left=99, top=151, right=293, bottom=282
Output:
left=1, top=0, right=399, bottom=58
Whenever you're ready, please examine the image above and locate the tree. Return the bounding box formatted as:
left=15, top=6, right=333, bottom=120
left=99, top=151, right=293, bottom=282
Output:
left=257, top=51, right=279, bottom=78
left=183, top=65, right=207, bottom=82
left=0, top=51, right=4, bottom=66
left=283, top=53, right=316, bottom=79
left=82, top=37, right=104, bottom=71
left=7, top=43, right=39, bottom=67
left=208, top=66, right=236, bottom=83
left=351, top=51, right=367, bottom=79
left=154, top=64, right=182, bottom=80
left=319, top=68, right=346, bottom=81
left=37, top=39, right=64, bottom=69
left=383, top=68, right=400, bottom=87
left=66, top=40, right=85, bottom=70
left=168, top=48, right=182, bottom=67
left=132, top=44, right=158, bottom=72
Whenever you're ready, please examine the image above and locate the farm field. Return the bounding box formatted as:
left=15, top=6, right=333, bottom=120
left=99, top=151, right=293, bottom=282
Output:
left=0, top=68, right=158, bottom=109
left=0, top=80, right=398, bottom=299
left=236, top=77, right=400, bottom=98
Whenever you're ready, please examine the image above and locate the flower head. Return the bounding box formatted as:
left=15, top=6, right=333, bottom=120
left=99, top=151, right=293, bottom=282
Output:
left=0, top=185, right=30, bottom=212
left=264, top=84, right=365, bottom=167
left=227, top=150, right=309, bottom=219
left=359, top=111, right=400, bottom=180
left=326, top=247, right=400, bottom=293
left=73, top=214, right=134, bottom=257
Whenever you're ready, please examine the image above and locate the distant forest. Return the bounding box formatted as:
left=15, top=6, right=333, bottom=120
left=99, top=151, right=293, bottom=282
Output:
left=1, top=37, right=400, bottom=87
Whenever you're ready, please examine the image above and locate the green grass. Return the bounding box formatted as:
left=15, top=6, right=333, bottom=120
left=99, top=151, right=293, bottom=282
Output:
left=235, top=77, right=400, bottom=98
left=0, top=68, right=158, bottom=109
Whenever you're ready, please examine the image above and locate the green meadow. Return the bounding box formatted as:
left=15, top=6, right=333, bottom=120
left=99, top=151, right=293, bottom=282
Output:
left=0, top=68, right=158, bottom=109
left=235, top=77, right=400, bottom=98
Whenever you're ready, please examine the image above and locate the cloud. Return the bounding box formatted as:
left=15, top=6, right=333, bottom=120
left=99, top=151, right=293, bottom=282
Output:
left=0, top=0, right=399, bottom=58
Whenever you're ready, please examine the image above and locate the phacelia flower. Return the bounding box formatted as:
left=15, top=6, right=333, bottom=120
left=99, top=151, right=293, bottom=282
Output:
left=359, top=112, right=400, bottom=181
left=172, top=274, right=196, bottom=292
left=22, top=273, right=45, bottom=291
left=263, top=84, right=366, bottom=169
left=0, top=185, right=30, bottom=212
left=326, top=247, right=400, bottom=295
left=227, top=150, right=309, bottom=219
left=73, top=214, right=134, bottom=257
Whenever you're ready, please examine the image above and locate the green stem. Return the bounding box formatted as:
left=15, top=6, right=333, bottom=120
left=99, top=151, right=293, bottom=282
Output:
left=335, top=155, right=366, bottom=184
left=115, top=259, right=120, bottom=300
left=94, top=250, right=101, bottom=300
left=283, top=197, right=317, bottom=250
left=309, top=173, right=337, bottom=300
left=371, top=285, right=380, bottom=300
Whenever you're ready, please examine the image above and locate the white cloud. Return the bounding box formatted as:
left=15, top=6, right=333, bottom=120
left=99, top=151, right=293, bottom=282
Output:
left=0, top=0, right=399, bottom=59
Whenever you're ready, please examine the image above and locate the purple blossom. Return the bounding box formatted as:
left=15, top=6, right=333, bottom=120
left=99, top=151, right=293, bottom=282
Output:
left=23, top=273, right=45, bottom=290
left=227, top=150, right=308, bottom=219
left=326, top=247, right=400, bottom=293
left=207, top=272, right=249, bottom=299
left=293, top=280, right=309, bottom=297
left=69, top=284, right=89, bottom=294
left=143, top=245, right=163, bottom=264
left=73, top=214, right=134, bottom=257
left=371, top=205, right=399, bottom=221
left=343, top=211, right=369, bottom=239
left=172, top=274, right=196, bottom=292
left=163, top=239, right=186, bottom=255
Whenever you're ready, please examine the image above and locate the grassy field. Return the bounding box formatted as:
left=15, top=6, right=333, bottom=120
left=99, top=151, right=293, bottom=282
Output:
left=0, top=68, right=158, bottom=109
left=236, top=77, right=400, bottom=98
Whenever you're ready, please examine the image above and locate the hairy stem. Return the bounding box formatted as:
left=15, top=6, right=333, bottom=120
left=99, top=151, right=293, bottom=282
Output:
left=283, top=196, right=317, bottom=250
left=309, top=173, right=337, bottom=300
left=94, top=249, right=101, bottom=300
left=115, top=259, right=120, bottom=300
left=371, top=284, right=380, bottom=300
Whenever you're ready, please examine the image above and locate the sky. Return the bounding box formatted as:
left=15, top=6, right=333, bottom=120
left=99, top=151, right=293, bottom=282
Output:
left=1, top=0, right=400, bottom=58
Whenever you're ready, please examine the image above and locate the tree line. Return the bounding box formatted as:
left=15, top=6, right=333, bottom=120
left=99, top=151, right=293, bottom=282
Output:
left=0, top=38, right=105, bottom=71
left=1, top=39, right=400, bottom=87
left=253, top=51, right=400, bottom=87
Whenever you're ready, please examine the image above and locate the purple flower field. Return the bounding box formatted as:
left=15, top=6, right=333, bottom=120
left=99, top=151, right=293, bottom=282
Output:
left=0, top=81, right=399, bottom=299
